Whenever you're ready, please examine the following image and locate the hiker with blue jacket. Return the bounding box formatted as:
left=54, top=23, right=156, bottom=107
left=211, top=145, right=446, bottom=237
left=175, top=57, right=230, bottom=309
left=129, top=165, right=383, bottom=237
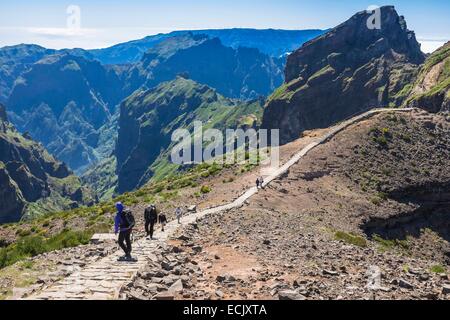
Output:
left=114, top=202, right=136, bottom=261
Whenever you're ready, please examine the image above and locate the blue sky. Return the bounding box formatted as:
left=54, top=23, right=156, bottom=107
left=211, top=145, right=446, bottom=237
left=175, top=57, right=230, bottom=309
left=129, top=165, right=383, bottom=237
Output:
left=0, top=0, right=448, bottom=52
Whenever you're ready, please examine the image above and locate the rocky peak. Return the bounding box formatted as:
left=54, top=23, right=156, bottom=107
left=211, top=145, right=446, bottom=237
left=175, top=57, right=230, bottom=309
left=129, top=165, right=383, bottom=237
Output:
left=262, top=6, right=425, bottom=144
left=285, top=6, right=424, bottom=83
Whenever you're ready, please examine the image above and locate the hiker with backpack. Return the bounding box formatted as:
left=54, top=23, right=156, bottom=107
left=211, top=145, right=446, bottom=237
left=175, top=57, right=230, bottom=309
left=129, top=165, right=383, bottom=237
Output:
left=114, top=202, right=136, bottom=261
left=256, top=177, right=261, bottom=189
left=144, top=204, right=158, bottom=240
left=159, top=212, right=168, bottom=232
left=260, top=176, right=265, bottom=189
left=175, top=207, right=183, bottom=224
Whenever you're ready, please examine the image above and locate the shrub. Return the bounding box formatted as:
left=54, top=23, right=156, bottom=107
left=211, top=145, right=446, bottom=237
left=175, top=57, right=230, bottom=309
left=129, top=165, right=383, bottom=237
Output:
left=201, top=171, right=210, bottom=178
left=370, top=127, right=391, bottom=147
left=16, top=236, right=47, bottom=256
left=200, top=185, right=212, bottom=194
left=45, top=230, right=91, bottom=252
left=22, top=260, right=34, bottom=269
left=377, top=192, right=388, bottom=201
left=0, top=230, right=94, bottom=270
left=400, top=133, right=411, bottom=142
left=372, top=136, right=388, bottom=146
left=207, top=163, right=222, bottom=175
left=0, top=248, right=7, bottom=269
left=16, top=229, right=31, bottom=237
left=370, top=197, right=382, bottom=206
left=223, top=177, right=235, bottom=183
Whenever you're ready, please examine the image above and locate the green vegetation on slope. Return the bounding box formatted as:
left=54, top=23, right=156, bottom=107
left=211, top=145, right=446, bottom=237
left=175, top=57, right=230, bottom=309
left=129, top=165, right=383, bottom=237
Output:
left=405, top=42, right=450, bottom=112
left=114, top=76, right=264, bottom=194
left=0, top=110, right=95, bottom=223
left=0, top=230, right=92, bottom=269
left=0, top=158, right=252, bottom=269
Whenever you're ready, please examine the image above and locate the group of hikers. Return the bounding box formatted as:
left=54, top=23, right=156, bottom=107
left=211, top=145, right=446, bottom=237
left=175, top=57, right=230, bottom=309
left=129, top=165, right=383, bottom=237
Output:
left=256, top=176, right=265, bottom=189
left=114, top=174, right=266, bottom=262
left=113, top=202, right=184, bottom=262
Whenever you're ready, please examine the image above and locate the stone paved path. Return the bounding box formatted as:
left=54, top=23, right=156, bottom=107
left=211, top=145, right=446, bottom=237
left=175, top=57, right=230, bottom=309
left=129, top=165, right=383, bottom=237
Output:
left=27, top=108, right=413, bottom=300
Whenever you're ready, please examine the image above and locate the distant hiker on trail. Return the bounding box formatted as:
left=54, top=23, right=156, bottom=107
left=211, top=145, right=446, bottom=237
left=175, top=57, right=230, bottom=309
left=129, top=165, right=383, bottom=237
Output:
left=114, top=202, right=136, bottom=261
left=175, top=207, right=183, bottom=224
left=260, top=176, right=265, bottom=189
left=144, top=204, right=158, bottom=240
left=256, top=177, right=261, bottom=189
left=159, top=212, right=168, bottom=232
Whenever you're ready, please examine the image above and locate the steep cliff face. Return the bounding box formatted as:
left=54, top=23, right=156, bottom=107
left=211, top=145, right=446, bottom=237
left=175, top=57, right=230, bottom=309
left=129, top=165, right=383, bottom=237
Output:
left=115, top=77, right=264, bottom=193
left=0, top=104, right=7, bottom=124
left=262, top=6, right=425, bottom=144
left=0, top=104, right=94, bottom=223
left=405, top=42, right=450, bottom=113
left=125, top=34, right=284, bottom=100
left=7, top=53, right=123, bottom=172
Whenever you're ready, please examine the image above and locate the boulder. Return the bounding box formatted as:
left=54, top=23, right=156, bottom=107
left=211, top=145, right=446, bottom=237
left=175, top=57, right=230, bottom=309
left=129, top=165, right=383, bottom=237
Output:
left=168, top=279, right=184, bottom=294
left=278, top=290, right=307, bottom=300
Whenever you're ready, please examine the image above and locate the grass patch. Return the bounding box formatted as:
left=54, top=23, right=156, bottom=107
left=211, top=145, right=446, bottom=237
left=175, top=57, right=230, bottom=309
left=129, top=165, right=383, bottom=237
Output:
left=372, top=234, right=410, bottom=252
left=430, top=264, right=446, bottom=274
left=335, top=231, right=367, bottom=247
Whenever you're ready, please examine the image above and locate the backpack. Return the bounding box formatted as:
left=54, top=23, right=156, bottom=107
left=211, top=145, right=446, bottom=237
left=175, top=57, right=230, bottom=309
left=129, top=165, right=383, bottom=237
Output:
left=145, top=206, right=157, bottom=222
left=122, top=209, right=135, bottom=229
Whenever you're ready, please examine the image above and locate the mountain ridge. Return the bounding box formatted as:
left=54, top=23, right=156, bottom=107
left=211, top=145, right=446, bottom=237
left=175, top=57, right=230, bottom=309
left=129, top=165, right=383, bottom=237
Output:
left=89, top=28, right=326, bottom=64
left=125, top=34, right=284, bottom=100
left=262, top=5, right=426, bottom=144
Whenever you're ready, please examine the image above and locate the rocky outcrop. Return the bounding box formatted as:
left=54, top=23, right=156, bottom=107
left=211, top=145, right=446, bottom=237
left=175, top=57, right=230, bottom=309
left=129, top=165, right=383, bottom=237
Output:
left=405, top=42, right=450, bottom=113
left=0, top=104, right=94, bottom=223
left=262, top=6, right=425, bottom=144
left=0, top=163, right=26, bottom=222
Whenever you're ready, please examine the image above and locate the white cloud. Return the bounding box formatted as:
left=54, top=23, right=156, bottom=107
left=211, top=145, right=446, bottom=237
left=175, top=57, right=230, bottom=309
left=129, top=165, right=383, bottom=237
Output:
left=0, top=26, right=175, bottom=49
left=27, top=27, right=100, bottom=38
left=418, top=39, right=448, bottom=54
